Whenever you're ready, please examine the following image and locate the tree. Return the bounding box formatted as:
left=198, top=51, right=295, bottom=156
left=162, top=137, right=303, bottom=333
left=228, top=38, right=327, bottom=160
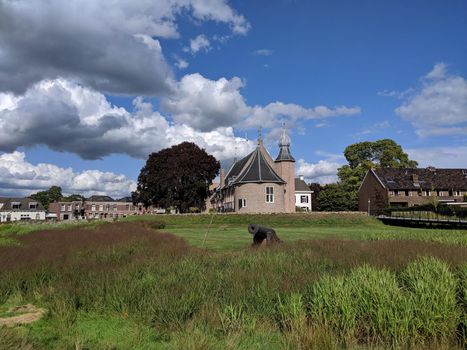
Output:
left=133, top=142, right=220, bottom=213
left=308, top=182, right=323, bottom=211
left=337, top=139, right=417, bottom=210
left=30, top=186, right=63, bottom=210
left=316, top=184, right=354, bottom=211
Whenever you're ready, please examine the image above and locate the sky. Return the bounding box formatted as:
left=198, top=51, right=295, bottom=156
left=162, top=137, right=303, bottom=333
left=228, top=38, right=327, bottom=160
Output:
left=0, top=0, right=466, bottom=198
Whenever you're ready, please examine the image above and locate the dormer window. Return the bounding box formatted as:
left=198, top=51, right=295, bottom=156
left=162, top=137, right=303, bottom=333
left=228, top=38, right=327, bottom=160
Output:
left=12, top=202, right=20, bottom=209
left=29, top=202, right=38, bottom=209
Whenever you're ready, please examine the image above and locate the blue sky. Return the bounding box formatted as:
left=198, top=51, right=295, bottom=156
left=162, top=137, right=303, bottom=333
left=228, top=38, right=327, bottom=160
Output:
left=0, top=0, right=466, bottom=197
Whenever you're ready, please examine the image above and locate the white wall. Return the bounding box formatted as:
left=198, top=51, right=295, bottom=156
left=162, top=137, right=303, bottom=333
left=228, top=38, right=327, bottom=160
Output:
left=295, top=192, right=312, bottom=211
left=0, top=211, right=46, bottom=222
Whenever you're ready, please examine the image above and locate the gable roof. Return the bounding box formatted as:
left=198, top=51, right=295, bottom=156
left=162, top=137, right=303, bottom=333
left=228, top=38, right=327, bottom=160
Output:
left=223, top=144, right=285, bottom=188
left=295, top=178, right=311, bottom=192
left=373, top=168, right=467, bottom=190
left=0, top=197, right=45, bottom=211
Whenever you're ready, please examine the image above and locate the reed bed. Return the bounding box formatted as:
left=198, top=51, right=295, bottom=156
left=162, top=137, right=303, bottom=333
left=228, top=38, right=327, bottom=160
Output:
left=0, top=222, right=465, bottom=349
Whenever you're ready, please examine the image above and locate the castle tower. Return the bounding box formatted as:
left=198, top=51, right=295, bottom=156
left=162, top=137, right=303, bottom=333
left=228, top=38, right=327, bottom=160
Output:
left=274, top=125, right=295, bottom=213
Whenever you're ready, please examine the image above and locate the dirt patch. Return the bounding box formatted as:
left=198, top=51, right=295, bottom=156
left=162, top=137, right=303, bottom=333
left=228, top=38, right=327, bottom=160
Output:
left=0, top=304, right=46, bottom=327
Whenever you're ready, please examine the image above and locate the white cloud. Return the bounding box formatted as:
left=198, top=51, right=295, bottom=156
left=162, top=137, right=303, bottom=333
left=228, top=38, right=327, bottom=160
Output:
left=162, top=73, right=249, bottom=131
left=395, top=63, right=467, bottom=137
left=296, top=159, right=342, bottom=184
left=0, top=78, right=255, bottom=160
left=407, top=146, right=467, bottom=169
left=0, top=0, right=249, bottom=95
left=0, top=152, right=136, bottom=198
left=174, top=56, right=189, bottom=69
left=161, top=74, right=361, bottom=131
left=188, top=34, right=211, bottom=54
left=0, top=75, right=361, bottom=158
left=254, top=49, right=273, bottom=56
left=245, top=102, right=361, bottom=129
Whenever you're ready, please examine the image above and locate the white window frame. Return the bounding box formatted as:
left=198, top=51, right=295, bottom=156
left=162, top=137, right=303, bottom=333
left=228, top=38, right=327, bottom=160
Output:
left=99, top=204, right=104, bottom=211
left=91, top=205, right=96, bottom=212
left=265, top=186, right=274, bottom=203
left=29, top=202, right=38, bottom=209
left=238, top=198, right=247, bottom=209
left=12, top=202, right=21, bottom=209
left=300, top=195, right=309, bottom=203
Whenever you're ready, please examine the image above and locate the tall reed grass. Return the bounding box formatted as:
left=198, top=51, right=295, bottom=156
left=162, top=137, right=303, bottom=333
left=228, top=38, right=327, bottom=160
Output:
left=0, top=222, right=465, bottom=349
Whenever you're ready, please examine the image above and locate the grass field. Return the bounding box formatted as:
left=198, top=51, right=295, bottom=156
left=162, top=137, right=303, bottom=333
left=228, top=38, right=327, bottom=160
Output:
left=0, top=214, right=466, bottom=349
left=124, top=212, right=467, bottom=249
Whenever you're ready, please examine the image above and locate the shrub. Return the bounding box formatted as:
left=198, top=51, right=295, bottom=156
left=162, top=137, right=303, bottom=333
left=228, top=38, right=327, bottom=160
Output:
left=149, top=222, right=166, bottom=230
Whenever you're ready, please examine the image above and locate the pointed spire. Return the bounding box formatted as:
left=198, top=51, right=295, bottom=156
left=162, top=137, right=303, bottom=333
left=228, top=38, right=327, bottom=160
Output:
left=275, top=124, right=295, bottom=162
left=278, top=122, right=291, bottom=147
left=257, top=127, right=262, bottom=145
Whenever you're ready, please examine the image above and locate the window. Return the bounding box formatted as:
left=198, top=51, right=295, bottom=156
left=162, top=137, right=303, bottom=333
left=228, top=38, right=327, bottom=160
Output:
left=75, top=204, right=80, bottom=210
left=125, top=204, right=130, bottom=211
left=91, top=205, right=96, bottom=212
left=68, top=204, right=72, bottom=211
left=29, top=202, right=38, bottom=209
left=266, top=186, right=274, bottom=203
left=113, top=205, right=117, bottom=212
left=60, top=204, right=66, bottom=211
left=300, top=195, right=308, bottom=203
left=238, top=198, right=246, bottom=208
left=99, top=205, right=104, bottom=211
left=12, top=202, right=20, bottom=209
left=389, top=191, right=394, bottom=197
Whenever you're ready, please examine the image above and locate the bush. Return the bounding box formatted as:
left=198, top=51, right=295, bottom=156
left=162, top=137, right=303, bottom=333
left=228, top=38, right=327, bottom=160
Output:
left=149, top=222, right=166, bottom=230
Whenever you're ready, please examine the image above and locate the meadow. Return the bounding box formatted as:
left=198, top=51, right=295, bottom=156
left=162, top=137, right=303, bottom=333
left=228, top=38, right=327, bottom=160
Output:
left=0, top=213, right=466, bottom=349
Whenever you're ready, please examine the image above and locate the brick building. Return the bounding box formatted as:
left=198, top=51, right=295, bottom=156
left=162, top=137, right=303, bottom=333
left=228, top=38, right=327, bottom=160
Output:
left=211, top=128, right=297, bottom=213
left=49, top=196, right=160, bottom=221
left=358, top=167, right=467, bottom=214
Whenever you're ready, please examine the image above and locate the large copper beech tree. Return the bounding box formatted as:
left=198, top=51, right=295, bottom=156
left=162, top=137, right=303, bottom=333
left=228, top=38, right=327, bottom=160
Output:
left=133, top=142, right=220, bottom=213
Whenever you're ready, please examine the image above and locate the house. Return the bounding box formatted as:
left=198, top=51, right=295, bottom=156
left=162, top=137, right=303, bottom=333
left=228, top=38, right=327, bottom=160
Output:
left=295, top=175, right=313, bottom=211
left=48, top=194, right=167, bottom=222
left=211, top=128, right=296, bottom=213
left=358, top=167, right=467, bottom=215
left=84, top=196, right=144, bottom=220
left=0, top=197, right=46, bottom=222
left=48, top=200, right=85, bottom=221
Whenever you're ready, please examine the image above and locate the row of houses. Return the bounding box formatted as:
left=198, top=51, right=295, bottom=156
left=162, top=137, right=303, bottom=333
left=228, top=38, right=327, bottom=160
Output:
left=0, top=195, right=164, bottom=223
left=358, top=167, right=467, bottom=214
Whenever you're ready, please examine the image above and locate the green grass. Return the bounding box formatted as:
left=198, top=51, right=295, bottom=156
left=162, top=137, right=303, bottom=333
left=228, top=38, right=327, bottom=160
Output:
left=1, top=215, right=466, bottom=349
left=124, top=213, right=467, bottom=250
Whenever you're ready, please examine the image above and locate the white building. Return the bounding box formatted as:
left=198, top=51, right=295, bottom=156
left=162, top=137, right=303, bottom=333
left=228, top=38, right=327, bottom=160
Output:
left=0, top=197, right=46, bottom=222
left=295, top=176, right=313, bottom=211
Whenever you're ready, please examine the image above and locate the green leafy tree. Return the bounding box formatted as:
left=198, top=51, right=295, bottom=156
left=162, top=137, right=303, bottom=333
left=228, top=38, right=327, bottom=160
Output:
left=316, top=184, right=354, bottom=211
left=133, top=142, right=220, bottom=213
left=337, top=139, right=418, bottom=210
left=30, top=185, right=63, bottom=210
left=308, top=182, right=323, bottom=211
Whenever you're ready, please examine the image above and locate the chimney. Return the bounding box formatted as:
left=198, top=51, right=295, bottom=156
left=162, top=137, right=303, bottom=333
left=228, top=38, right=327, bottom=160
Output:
left=220, top=168, right=225, bottom=187
left=299, top=174, right=304, bottom=181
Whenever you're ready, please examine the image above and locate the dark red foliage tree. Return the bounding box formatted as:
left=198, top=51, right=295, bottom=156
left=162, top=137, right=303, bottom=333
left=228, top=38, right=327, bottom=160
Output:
left=133, top=142, right=220, bottom=213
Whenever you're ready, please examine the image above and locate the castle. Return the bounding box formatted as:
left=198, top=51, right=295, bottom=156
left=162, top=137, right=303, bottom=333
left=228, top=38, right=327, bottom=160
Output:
left=211, top=128, right=300, bottom=213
